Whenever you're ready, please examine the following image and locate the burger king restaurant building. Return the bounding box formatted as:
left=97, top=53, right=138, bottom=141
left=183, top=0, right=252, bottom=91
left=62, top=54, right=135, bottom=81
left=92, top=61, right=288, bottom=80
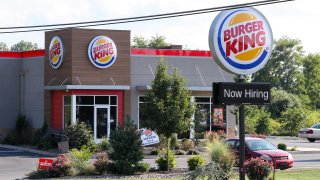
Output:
left=0, top=28, right=236, bottom=142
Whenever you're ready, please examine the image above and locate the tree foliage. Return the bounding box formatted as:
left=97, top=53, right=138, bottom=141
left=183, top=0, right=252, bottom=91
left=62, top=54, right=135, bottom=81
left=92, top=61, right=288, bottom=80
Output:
left=267, top=88, right=302, bottom=119
left=141, top=58, right=193, bottom=138
left=0, top=42, right=9, bottom=51
left=279, top=108, right=307, bottom=136
left=132, top=34, right=169, bottom=48
left=108, top=117, right=144, bottom=174
left=252, top=36, right=304, bottom=93
left=303, top=53, right=320, bottom=108
left=10, top=40, right=39, bottom=51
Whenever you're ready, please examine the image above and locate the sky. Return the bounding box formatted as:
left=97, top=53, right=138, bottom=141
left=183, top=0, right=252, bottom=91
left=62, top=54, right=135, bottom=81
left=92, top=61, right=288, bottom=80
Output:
left=0, top=0, right=319, bottom=54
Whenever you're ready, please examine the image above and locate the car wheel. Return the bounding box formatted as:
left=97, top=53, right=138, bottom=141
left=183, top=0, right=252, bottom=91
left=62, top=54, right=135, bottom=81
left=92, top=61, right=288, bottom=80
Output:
left=307, top=138, right=316, bottom=142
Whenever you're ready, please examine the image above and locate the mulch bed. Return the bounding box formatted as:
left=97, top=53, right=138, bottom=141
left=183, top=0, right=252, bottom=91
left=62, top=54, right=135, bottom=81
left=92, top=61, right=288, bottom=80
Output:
left=63, top=168, right=190, bottom=179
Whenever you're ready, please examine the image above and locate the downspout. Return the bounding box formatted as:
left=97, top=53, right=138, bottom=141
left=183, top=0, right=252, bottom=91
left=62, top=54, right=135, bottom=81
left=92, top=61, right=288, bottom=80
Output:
left=20, top=71, right=25, bottom=115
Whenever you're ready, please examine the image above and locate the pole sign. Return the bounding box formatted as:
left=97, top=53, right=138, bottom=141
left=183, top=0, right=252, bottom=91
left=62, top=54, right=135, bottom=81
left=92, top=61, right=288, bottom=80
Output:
left=212, top=82, right=270, bottom=105
left=209, top=7, right=273, bottom=75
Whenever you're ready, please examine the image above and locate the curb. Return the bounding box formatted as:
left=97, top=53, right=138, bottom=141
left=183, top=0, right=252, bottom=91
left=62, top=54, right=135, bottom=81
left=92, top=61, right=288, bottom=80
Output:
left=0, top=144, right=58, bottom=157
left=289, top=150, right=320, bottom=155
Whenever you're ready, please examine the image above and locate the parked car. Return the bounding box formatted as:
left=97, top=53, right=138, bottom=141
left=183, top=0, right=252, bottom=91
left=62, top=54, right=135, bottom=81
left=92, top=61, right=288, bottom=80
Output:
left=298, top=123, right=320, bottom=142
left=226, top=137, right=294, bottom=170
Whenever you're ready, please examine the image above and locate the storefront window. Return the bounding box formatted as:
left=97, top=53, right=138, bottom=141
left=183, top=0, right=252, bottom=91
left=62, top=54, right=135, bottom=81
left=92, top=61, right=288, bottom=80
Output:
left=75, top=95, right=118, bottom=133
left=76, top=106, right=94, bottom=130
left=95, top=96, right=109, bottom=104
left=76, top=96, right=94, bottom=105
left=138, top=96, right=145, bottom=129
left=63, top=96, right=71, bottom=129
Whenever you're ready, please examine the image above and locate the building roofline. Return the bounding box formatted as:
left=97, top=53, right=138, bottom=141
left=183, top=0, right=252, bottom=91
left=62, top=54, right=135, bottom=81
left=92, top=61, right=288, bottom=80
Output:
left=0, top=48, right=212, bottom=58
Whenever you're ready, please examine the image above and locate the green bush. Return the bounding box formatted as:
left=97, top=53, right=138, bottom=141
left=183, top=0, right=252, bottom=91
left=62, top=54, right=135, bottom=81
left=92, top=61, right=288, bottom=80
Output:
left=277, top=143, right=287, bottom=151
left=65, top=122, right=95, bottom=151
left=27, top=154, right=72, bottom=178
left=244, top=157, right=273, bottom=180
left=36, top=135, right=57, bottom=150
left=3, top=114, right=32, bottom=145
left=186, top=162, right=228, bottom=180
left=135, top=162, right=150, bottom=173
left=180, top=138, right=194, bottom=151
left=207, top=140, right=235, bottom=179
left=175, top=149, right=186, bottom=155
left=96, top=137, right=110, bottom=152
left=187, top=155, right=206, bottom=170
left=155, top=149, right=176, bottom=171
left=150, top=148, right=159, bottom=155
left=68, top=146, right=95, bottom=175
left=187, top=149, right=200, bottom=155
left=108, top=117, right=144, bottom=174
left=93, top=152, right=109, bottom=174
left=170, top=134, right=180, bottom=149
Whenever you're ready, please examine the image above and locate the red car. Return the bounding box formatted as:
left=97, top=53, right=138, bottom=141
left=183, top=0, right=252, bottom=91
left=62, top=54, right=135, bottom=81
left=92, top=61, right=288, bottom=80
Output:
left=226, top=137, right=294, bottom=170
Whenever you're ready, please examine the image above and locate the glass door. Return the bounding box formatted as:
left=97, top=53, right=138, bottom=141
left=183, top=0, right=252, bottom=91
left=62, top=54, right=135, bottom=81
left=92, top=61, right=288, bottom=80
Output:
left=94, top=105, right=110, bottom=143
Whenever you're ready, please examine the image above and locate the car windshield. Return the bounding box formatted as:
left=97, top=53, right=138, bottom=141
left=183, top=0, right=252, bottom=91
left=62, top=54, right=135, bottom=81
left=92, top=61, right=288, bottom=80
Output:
left=246, top=139, right=277, bottom=151
left=311, top=124, right=319, bottom=128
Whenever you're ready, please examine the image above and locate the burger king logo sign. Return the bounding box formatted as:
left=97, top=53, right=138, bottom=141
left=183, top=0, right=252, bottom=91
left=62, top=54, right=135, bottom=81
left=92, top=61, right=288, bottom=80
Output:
left=49, top=36, right=64, bottom=69
left=209, top=7, right=273, bottom=75
left=88, top=36, right=117, bottom=68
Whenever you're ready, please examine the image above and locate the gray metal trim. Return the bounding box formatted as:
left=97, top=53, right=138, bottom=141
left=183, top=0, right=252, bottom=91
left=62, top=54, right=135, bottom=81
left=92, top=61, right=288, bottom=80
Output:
left=44, top=85, right=130, bottom=90
left=136, top=85, right=211, bottom=92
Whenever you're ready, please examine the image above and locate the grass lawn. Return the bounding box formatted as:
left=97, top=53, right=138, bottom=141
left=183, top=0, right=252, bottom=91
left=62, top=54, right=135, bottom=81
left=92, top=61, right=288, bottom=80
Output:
left=270, top=169, right=320, bottom=180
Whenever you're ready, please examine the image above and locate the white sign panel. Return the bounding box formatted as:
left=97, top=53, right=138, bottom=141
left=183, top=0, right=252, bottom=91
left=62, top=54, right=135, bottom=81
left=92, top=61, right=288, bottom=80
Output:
left=140, top=128, right=159, bottom=146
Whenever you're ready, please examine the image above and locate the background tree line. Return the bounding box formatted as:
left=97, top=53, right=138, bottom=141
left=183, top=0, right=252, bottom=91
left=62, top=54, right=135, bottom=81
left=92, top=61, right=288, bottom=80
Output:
left=244, top=36, right=320, bottom=136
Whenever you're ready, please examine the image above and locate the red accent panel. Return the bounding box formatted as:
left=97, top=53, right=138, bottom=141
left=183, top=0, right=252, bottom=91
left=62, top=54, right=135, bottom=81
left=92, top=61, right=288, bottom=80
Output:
left=22, top=50, right=45, bottom=58
left=51, top=90, right=124, bottom=130
left=131, top=48, right=212, bottom=57
left=0, top=50, right=45, bottom=58
left=0, top=51, right=22, bottom=58
left=51, top=91, right=65, bottom=129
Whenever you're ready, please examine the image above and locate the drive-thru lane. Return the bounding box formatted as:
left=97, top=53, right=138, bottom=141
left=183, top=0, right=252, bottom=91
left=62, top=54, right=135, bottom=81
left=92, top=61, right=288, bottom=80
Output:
left=0, top=147, right=54, bottom=180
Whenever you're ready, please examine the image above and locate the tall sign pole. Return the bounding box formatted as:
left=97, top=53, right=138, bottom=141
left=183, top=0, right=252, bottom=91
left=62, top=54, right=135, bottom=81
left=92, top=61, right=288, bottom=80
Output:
left=209, top=7, right=273, bottom=180
left=238, top=76, right=245, bottom=180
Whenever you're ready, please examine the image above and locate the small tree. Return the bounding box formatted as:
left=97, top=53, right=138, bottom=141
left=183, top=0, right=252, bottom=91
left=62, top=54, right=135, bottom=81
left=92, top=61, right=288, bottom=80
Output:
left=141, top=58, right=194, bottom=170
left=108, top=117, right=144, bottom=174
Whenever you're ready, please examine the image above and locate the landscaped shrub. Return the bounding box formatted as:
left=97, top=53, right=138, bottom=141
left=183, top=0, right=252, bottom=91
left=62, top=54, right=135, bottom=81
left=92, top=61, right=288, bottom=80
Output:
left=187, top=155, right=206, bottom=170
left=150, top=148, right=159, bottom=155
left=170, top=134, right=180, bottom=149
left=186, top=162, right=228, bottom=180
left=277, top=143, right=287, bottom=151
left=135, top=162, right=150, bottom=173
left=187, top=149, right=200, bottom=155
left=206, top=140, right=235, bottom=179
left=65, top=122, right=95, bottom=151
left=108, top=117, right=144, bottom=174
left=36, top=134, right=57, bottom=150
left=175, top=149, right=186, bottom=155
left=155, top=149, right=176, bottom=171
left=68, top=146, right=95, bottom=175
left=205, top=130, right=226, bottom=142
left=93, top=152, right=109, bottom=174
left=96, top=137, right=110, bottom=152
left=3, top=114, right=32, bottom=145
left=244, top=157, right=273, bottom=180
left=27, top=154, right=72, bottom=178
left=180, top=138, right=194, bottom=151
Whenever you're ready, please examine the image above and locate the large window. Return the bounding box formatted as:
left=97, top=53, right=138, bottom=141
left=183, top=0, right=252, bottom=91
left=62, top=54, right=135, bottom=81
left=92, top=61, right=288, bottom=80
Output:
left=138, top=96, right=145, bottom=129
left=63, top=95, right=118, bottom=130
left=63, top=96, right=71, bottom=129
